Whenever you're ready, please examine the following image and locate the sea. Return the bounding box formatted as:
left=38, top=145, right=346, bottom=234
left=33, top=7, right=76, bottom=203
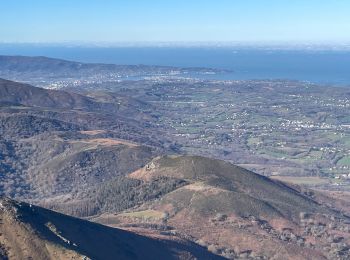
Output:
left=1, top=44, right=350, bottom=86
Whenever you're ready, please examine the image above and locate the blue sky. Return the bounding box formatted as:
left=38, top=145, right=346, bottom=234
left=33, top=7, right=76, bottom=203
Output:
left=1, top=0, right=350, bottom=43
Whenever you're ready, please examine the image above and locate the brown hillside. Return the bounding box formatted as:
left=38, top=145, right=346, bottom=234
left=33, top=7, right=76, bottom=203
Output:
left=100, top=155, right=350, bottom=259
left=0, top=197, right=223, bottom=260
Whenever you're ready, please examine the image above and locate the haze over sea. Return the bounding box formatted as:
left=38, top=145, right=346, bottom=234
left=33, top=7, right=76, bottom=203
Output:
left=1, top=44, right=350, bottom=86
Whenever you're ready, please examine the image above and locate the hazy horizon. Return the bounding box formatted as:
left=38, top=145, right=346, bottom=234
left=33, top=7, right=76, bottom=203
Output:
left=1, top=41, right=350, bottom=51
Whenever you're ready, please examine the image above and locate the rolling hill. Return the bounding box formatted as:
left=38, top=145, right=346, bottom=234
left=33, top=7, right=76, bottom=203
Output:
left=0, top=78, right=99, bottom=110
left=0, top=78, right=164, bottom=208
left=128, top=155, right=329, bottom=220
left=92, top=155, right=350, bottom=259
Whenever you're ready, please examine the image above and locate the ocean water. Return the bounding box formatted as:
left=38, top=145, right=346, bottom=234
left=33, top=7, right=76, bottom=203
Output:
left=1, top=45, right=350, bottom=86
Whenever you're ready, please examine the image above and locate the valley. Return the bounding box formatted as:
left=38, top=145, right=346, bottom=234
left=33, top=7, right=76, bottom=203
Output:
left=1, top=56, right=350, bottom=259
left=2, top=56, right=350, bottom=190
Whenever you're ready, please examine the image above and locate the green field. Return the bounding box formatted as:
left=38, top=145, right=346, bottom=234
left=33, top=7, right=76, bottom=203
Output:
left=271, top=176, right=329, bottom=185
left=338, top=156, right=350, bottom=166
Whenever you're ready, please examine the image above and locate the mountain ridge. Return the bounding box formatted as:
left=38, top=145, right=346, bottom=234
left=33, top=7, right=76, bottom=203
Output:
left=0, top=197, right=222, bottom=260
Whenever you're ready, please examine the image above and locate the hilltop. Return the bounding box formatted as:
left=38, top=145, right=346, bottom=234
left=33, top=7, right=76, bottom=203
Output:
left=92, top=155, right=350, bottom=259
left=129, top=156, right=327, bottom=220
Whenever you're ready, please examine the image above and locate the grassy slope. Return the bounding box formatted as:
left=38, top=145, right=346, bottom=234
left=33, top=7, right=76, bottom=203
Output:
left=133, top=155, right=330, bottom=221
left=0, top=197, right=223, bottom=260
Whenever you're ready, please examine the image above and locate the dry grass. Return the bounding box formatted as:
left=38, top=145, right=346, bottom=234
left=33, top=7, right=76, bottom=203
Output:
left=80, top=130, right=107, bottom=135
left=118, top=210, right=165, bottom=220
left=128, top=168, right=149, bottom=180
left=183, top=182, right=226, bottom=195
left=69, top=138, right=138, bottom=147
